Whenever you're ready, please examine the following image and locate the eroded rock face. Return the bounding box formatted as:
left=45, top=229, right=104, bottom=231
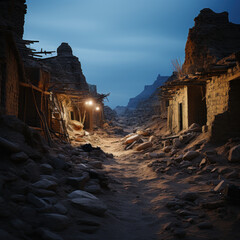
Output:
left=182, top=8, right=240, bottom=74
left=41, top=42, right=89, bottom=91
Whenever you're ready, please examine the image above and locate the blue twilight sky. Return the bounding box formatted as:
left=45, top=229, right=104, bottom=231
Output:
left=24, top=0, right=240, bottom=108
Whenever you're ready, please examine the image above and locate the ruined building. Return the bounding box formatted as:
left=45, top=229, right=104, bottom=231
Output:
left=161, top=9, right=240, bottom=142
left=0, top=0, right=106, bottom=143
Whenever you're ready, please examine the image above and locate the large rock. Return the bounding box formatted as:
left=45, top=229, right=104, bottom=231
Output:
left=136, top=141, right=153, bottom=151
left=183, top=8, right=240, bottom=74
left=32, top=179, right=57, bottom=191
left=10, top=152, right=28, bottom=163
left=183, top=151, right=199, bottom=161
left=125, top=134, right=140, bottom=145
left=228, top=145, right=240, bottom=162
left=70, top=198, right=107, bottom=216
left=67, top=190, right=98, bottom=200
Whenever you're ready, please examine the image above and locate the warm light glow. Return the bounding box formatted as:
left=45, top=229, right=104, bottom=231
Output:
left=85, top=99, right=94, bottom=106
left=96, top=106, right=100, bottom=111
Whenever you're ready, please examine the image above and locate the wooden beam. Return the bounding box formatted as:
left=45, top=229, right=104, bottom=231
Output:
left=20, top=82, right=50, bottom=95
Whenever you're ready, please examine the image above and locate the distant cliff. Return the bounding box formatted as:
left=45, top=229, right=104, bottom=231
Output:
left=183, top=8, right=240, bottom=74
left=127, top=74, right=169, bottom=109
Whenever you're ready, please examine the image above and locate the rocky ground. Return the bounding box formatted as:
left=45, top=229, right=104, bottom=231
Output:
left=0, top=114, right=240, bottom=240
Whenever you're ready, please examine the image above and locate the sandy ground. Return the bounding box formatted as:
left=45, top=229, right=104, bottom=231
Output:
left=72, top=124, right=240, bottom=240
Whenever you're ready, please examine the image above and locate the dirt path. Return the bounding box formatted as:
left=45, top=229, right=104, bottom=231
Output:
left=82, top=132, right=240, bottom=240
left=84, top=135, right=169, bottom=240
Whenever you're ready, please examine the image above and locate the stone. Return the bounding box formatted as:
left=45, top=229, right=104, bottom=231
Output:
left=89, top=161, right=102, bottom=169
left=202, top=125, right=208, bottom=133
left=66, top=177, right=87, bottom=189
left=27, top=193, right=50, bottom=208
left=67, top=190, right=98, bottom=200
left=213, top=180, right=226, bottom=192
left=199, top=158, right=207, bottom=167
left=37, top=228, right=63, bottom=240
left=162, top=146, right=172, bottom=153
left=11, top=218, right=32, bottom=234
left=30, top=188, right=56, bottom=197
left=84, top=184, right=101, bottom=194
left=197, top=222, right=213, bottom=229
left=125, top=134, right=140, bottom=145
left=136, top=141, right=153, bottom=151
left=40, top=164, right=53, bottom=174
left=23, top=160, right=40, bottom=182
left=50, top=157, right=66, bottom=170
left=180, top=192, right=199, bottom=202
left=32, top=179, right=57, bottom=191
left=40, top=213, right=70, bottom=232
left=228, top=145, right=240, bottom=162
left=183, top=151, right=199, bottom=161
left=70, top=198, right=107, bottom=216
left=54, top=203, right=68, bottom=215
left=10, top=152, right=28, bottom=163
left=173, top=138, right=181, bottom=148
left=0, top=136, right=20, bottom=153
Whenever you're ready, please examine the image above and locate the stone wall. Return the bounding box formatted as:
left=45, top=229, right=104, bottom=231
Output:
left=206, top=78, right=229, bottom=129
left=168, top=87, right=188, bottom=133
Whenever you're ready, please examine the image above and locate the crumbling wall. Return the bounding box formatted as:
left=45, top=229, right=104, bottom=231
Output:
left=168, top=86, right=188, bottom=133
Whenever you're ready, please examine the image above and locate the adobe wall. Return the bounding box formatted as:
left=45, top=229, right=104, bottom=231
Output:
left=168, top=86, right=188, bottom=133
left=206, top=77, right=229, bottom=130
left=4, top=41, right=19, bottom=116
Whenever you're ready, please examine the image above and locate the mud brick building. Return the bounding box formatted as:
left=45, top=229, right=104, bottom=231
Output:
left=161, top=9, right=240, bottom=142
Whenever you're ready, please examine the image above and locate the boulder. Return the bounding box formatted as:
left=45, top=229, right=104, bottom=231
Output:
left=32, top=179, right=57, bottom=191
left=228, top=145, right=240, bottom=162
left=27, top=193, right=50, bottom=208
left=125, top=134, right=140, bottom=145
left=70, top=198, right=107, bottom=216
left=40, top=164, right=53, bottom=175
left=67, top=190, right=98, bottom=200
left=136, top=141, right=153, bottom=151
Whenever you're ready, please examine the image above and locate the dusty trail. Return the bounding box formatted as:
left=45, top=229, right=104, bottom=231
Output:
left=86, top=135, right=169, bottom=240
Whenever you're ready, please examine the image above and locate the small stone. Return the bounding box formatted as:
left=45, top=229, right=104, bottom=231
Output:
left=27, top=193, right=50, bottom=208
left=54, top=203, right=68, bottom=215
left=228, top=145, right=240, bottom=162
left=10, top=152, right=28, bottom=163
left=66, top=177, right=88, bottom=189
left=85, top=184, right=102, bottom=194
left=32, top=179, right=57, bottom=191
left=125, top=134, right=140, bottom=145
left=197, top=222, right=213, bottom=229
left=68, top=190, right=98, bottom=200
left=89, top=161, right=102, bottom=169
left=183, top=151, right=199, bottom=161
left=201, top=200, right=225, bottom=210
left=199, top=158, right=207, bottom=167
left=173, top=138, right=181, bottom=148
left=40, top=164, right=53, bottom=174
left=213, top=180, right=226, bottom=192
left=49, top=157, right=66, bottom=170
left=162, top=146, right=172, bottom=153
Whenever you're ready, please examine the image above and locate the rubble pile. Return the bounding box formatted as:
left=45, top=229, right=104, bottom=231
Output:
left=0, top=115, right=112, bottom=240
left=142, top=123, right=240, bottom=239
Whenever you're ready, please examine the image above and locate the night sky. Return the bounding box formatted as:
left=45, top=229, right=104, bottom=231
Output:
left=24, top=0, right=240, bottom=108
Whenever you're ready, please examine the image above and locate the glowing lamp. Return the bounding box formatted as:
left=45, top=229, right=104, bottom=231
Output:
left=96, top=106, right=100, bottom=111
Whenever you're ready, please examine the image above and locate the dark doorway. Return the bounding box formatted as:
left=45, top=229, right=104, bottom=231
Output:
left=179, top=103, right=183, bottom=131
